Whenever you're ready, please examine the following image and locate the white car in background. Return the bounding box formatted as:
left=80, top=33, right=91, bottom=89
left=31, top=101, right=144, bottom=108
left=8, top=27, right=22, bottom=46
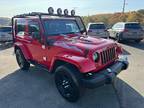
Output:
left=87, top=22, right=109, bottom=38
left=0, top=26, right=12, bottom=43
left=109, top=22, right=144, bottom=43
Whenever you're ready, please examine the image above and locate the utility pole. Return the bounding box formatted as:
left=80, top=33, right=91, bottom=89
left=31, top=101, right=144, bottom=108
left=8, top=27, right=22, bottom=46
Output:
left=122, top=0, right=126, bottom=14
left=121, top=0, right=126, bottom=21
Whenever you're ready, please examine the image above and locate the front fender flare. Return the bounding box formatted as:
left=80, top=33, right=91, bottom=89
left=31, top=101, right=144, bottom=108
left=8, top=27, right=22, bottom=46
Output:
left=50, top=54, right=96, bottom=73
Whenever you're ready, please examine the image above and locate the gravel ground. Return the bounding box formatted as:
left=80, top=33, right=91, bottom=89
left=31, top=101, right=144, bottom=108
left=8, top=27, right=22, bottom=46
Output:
left=0, top=41, right=144, bottom=108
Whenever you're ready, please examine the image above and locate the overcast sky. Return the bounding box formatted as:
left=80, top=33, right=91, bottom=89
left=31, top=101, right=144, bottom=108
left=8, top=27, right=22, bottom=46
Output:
left=0, top=0, right=144, bottom=17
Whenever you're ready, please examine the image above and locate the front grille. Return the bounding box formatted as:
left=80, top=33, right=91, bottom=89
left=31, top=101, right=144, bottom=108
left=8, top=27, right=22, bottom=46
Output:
left=100, top=47, right=116, bottom=64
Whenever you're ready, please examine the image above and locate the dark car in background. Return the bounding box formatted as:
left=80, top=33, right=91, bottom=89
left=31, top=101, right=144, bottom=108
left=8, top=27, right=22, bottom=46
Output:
left=0, top=26, right=12, bottom=43
left=109, top=22, right=144, bottom=43
left=87, top=22, right=109, bottom=38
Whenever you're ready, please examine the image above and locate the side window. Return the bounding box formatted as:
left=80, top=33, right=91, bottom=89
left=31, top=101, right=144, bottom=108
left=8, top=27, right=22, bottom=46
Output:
left=113, top=23, right=123, bottom=29
left=118, top=24, right=124, bottom=29
left=28, top=20, right=40, bottom=36
left=27, top=20, right=41, bottom=40
left=112, top=24, right=118, bottom=29
left=16, top=19, right=26, bottom=36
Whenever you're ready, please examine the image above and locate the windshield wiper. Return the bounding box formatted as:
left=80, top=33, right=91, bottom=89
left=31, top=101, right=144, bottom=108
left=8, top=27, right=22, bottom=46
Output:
left=47, top=32, right=80, bottom=37
left=63, top=32, right=79, bottom=34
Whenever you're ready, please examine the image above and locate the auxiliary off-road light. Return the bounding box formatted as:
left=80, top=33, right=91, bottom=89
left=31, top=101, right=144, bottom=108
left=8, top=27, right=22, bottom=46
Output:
left=57, top=8, right=62, bottom=15
left=71, top=10, right=75, bottom=16
left=93, top=52, right=99, bottom=62
left=48, top=7, right=54, bottom=15
left=64, top=9, right=69, bottom=16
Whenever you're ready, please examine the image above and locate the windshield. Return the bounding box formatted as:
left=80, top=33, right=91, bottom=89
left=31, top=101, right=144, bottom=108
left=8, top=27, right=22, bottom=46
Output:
left=43, top=19, right=80, bottom=36
left=125, top=23, right=142, bottom=29
left=89, top=24, right=106, bottom=29
left=0, top=27, right=11, bottom=32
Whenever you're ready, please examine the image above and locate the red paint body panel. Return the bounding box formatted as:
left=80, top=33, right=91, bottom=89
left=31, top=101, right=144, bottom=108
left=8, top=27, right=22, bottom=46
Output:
left=50, top=53, right=96, bottom=73
left=12, top=17, right=123, bottom=74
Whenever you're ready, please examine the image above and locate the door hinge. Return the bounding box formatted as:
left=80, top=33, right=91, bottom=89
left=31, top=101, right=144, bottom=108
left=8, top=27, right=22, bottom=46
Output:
left=43, top=57, right=47, bottom=61
left=42, top=45, right=46, bottom=49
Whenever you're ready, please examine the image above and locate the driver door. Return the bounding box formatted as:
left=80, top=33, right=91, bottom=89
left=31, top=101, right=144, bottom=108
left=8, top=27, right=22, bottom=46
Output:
left=25, top=19, right=46, bottom=65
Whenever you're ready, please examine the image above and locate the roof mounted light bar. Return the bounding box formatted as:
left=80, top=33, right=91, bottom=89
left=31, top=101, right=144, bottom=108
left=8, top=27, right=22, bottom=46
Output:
left=48, top=7, right=75, bottom=16
left=13, top=7, right=76, bottom=18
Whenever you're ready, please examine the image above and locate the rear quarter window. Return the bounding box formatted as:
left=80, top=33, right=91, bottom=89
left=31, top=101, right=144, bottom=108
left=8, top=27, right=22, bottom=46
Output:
left=125, top=23, right=142, bottom=29
left=89, top=24, right=106, bottom=29
left=16, top=19, right=26, bottom=36
left=112, top=23, right=124, bottom=29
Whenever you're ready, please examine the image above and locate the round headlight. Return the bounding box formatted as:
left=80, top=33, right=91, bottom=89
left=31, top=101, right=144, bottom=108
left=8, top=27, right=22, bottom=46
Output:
left=48, top=7, right=54, bottom=15
left=64, top=9, right=69, bottom=16
left=71, top=10, right=75, bottom=16
left=93, top=52, right=99, bottom=62
left=57, top=8, right=62, bottom=15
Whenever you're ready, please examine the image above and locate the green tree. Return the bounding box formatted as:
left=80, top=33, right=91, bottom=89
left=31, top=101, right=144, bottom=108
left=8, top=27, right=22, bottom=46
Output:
left=82, top=9, right=144, bottom=26
left=138, top=9, right=144, bottom=14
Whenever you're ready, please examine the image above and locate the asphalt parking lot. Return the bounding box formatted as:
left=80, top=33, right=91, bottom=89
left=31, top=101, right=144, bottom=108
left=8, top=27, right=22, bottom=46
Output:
left=0, top=41, right=144, bottom=108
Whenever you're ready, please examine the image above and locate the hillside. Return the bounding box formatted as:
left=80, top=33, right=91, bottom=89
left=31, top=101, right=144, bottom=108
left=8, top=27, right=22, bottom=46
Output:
left=0, top=17, right=11, bottom=26
left=0, top=9, right=144, bottom=27
left=82, top=9, right=144, bottom=27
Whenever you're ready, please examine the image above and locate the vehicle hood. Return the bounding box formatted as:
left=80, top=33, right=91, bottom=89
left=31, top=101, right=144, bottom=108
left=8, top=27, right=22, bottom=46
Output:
left=50, top=34, right=116, bottom=55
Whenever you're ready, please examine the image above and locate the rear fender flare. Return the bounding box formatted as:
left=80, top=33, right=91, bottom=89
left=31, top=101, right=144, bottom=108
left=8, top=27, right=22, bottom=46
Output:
left=14, top=42, right=32, bottom=60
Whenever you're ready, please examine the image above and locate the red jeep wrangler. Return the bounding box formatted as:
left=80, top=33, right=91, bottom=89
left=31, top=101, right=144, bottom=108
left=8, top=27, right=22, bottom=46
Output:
left=12, top=7, right=129, bottom=102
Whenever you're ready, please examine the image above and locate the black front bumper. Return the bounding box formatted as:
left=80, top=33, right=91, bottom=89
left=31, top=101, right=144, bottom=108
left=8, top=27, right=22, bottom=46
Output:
left=80, top=58, right=129, bottom=89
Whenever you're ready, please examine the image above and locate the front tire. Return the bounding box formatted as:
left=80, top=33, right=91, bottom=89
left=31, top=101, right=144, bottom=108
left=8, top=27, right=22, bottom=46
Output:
left=16, top=49, right=30, bottom=70
left=54, top=64, right=81, bottom=102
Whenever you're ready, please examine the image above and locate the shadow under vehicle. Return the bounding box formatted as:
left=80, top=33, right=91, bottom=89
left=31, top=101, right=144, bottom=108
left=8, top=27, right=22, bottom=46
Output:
left=0, top=68, right=143, bottom=108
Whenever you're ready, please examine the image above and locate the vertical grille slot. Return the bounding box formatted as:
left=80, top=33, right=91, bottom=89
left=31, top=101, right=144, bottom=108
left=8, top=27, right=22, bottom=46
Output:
left=100, top=47, right=116, bottom=65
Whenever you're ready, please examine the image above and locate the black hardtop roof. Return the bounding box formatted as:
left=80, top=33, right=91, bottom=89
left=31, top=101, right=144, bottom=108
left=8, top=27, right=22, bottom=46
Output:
left=13, top=12, right=79, bottom=19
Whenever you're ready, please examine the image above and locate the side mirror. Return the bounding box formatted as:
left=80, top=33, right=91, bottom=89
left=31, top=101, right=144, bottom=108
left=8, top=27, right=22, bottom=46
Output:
left=32, top=32, right=41, bottom=40
left=46, top=38, right=55, bottom=46
left=31, top=32, right=43, bottom=43
left=80, top=29, right=87, bottom=35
